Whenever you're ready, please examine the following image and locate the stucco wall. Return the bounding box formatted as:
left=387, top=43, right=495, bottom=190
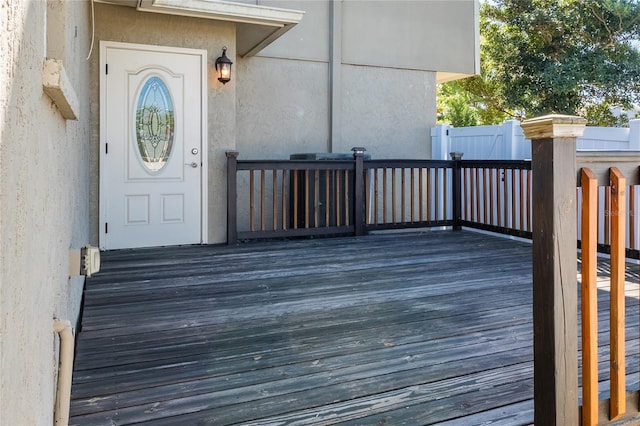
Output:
left=238, top=0, right=440, bottom=160
left=342, top=0, right=479, bottom=75
left=338, top=65, right=436, bottom=159
left=91, top=3, right=236, bottom=245
left=236, top=56, right=330, bottom=158
left=0, top=1, right=91, bottom=424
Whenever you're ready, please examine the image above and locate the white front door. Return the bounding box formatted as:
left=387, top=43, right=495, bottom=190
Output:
left=100, top=42, right=207, bottom=250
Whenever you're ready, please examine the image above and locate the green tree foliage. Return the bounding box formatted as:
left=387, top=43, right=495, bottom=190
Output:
left=437, top=82, right=479, bottom=127
left=439, top=0, right=640, bottom=126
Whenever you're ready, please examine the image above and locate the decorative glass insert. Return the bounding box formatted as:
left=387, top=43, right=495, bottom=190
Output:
left=135, top=76, right=175, bottom=173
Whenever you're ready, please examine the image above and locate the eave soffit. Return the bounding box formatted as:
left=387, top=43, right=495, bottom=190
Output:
left=94, top=0, right=305, bottom=57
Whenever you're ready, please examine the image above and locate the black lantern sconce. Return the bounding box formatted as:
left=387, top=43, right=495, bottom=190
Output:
left=215, top=47, right=233, bottom=84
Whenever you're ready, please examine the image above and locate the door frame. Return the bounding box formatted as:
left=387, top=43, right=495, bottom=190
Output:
left=99, top=41, right=208, bottom=249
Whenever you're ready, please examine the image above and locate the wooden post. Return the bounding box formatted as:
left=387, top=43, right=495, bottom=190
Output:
left=450, top=152, right=463, bottom=231
left=521, top=114, right=586, bottom=426
left=352, top=147, right=366, bottom=236
left=226, top=151, right=239, bottom=245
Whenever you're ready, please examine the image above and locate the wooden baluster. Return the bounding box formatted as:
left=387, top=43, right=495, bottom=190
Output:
left=314, top=170, right=320, bottom=228
left=518, top=169, right=524, bottom=231
left=473, top=168, right=482, bottom=223
left=605, top=186, right=611, bottom=245
left=489, top=168, right=495, bottom=226
left=282, top=169, right=287, bottom=230
left=336, top=170, right=341, bottom=227
left=427, top=167, right=433, bottom=221
left=610, top=167, right=626, bottom=420
left=305, top=170, right=310, bottom=228
left=325, top=170, right=330, bottom=227
left=581, top=168, right=599, bottom=426
left=392, top=168, right=397, bottom=223
left=443, top=167, right=448, bottom=220
left=383, top=168, right=388, bottom=223
left=435, top=167, right=440, bottom=221
left=374, top=169, right=379, bottom=224
left=250, top=170, right=255, bottom=232
left=470, top=168, right=476, bottom=222
left=401, top=168, right=406, bottom=222
left=483, top=168, right=489, bottom=224
left=463, top=168, right=469, bottom=222
left=365, top=168, right=370, bottom=225
left=260, top=170, right=266, bottom=231
left=411, top=168, right=415, bottom=222
left=419, top=168, right=424, bottom=222
left=344, top=170, right=350, bottom=226
left=527, top=170, right=532, bottom=232
left=502, top=169, right=510, bottom=228
left=511, top=169, right=517, bottom=230
left=293, top=170, right=298, bottom=229
left=272, top=170, right=277, bottom=230
left=629, top=185, right=635, bottom=250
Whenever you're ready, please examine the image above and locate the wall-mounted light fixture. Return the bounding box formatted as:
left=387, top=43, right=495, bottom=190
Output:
left=215, top=47, right=233, bottom=84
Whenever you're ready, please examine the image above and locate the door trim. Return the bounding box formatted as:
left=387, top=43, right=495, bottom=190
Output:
left=99, top=41, right=208, bottom=249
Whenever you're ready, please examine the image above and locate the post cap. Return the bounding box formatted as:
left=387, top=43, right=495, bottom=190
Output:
left=225, top=151, right=239, bottom=158
left=449, top=152, right=464, bottom=160
left=521, top=114, right=587, bottom=140
left=351, top=147, right=367, bottom=156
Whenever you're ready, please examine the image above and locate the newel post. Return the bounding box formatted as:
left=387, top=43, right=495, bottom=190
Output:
left=352, top=147, right=366, bottom=237
left=226, top=151, right=239, bottom=245
left=450, top=152, right=463, bottom=231
left=521, top=115, right=586, bottom=426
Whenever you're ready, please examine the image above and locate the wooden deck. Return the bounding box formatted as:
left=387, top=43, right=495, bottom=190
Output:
left=69, top=230, right=640, bottom=425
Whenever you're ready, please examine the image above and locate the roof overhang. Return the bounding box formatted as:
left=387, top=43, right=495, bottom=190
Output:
left=95, top=0, right=304, bottom=57
left=436, top=71, right=476, bottom=84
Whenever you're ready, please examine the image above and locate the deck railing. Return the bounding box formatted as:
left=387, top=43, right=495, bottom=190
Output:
left=364, top=159, right=454, bottom=231
left=226, top=152, right=359, bottom=241
left=227, top=127, right=640, bottom=425
left=226, top=152, right=533, bottom=243
left=577, top=155, right=640, bottom=425
left=459, top=159, right=532, bottom=239
left=521, top=116, right=640, bottom=426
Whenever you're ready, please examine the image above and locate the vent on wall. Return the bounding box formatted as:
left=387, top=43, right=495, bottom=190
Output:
left=69, top=246, right=101, bottom=278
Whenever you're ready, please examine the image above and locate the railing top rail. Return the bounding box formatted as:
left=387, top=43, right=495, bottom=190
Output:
left=577, top=151, right=640, bottom=186
left=236, top=159, right=355, bottom=171
left=459, top=159, right=531, bottom=169
left=364, top=159, right=454, bottom=168
left=235, top=158, right=539, bottom=172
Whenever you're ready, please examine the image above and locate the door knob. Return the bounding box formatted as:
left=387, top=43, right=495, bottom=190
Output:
left=186, top=162, right=198, bottom=168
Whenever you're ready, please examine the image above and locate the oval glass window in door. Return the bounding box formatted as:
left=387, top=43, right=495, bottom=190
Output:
left=135, top=76, right=175, bottom=173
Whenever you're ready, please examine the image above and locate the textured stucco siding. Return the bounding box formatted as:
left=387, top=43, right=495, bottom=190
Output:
left=91, top=3, right=236, bottom=245
left=0, top=1, right=91, bottom=424
left=236, top=56, right=330, bottom=158
left=338, top=65, right=436, bottom=159
left=342, top=0, right=478, bottom=74
left=238, top=0, right=440, bottom=160
left=258, top=0, right=329, bottom=62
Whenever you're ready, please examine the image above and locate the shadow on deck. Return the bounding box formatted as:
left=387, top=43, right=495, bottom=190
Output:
left=69, top=230, right=639, bottom=425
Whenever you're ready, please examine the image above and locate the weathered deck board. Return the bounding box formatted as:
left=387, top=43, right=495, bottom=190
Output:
left=69, top=230, right=639, bottom=425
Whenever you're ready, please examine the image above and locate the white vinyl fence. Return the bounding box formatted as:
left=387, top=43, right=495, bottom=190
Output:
left=431, top=119, right=640, bottom=160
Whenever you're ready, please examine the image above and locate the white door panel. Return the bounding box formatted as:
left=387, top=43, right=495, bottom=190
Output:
left=100, top=43, right=206, bottom=250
